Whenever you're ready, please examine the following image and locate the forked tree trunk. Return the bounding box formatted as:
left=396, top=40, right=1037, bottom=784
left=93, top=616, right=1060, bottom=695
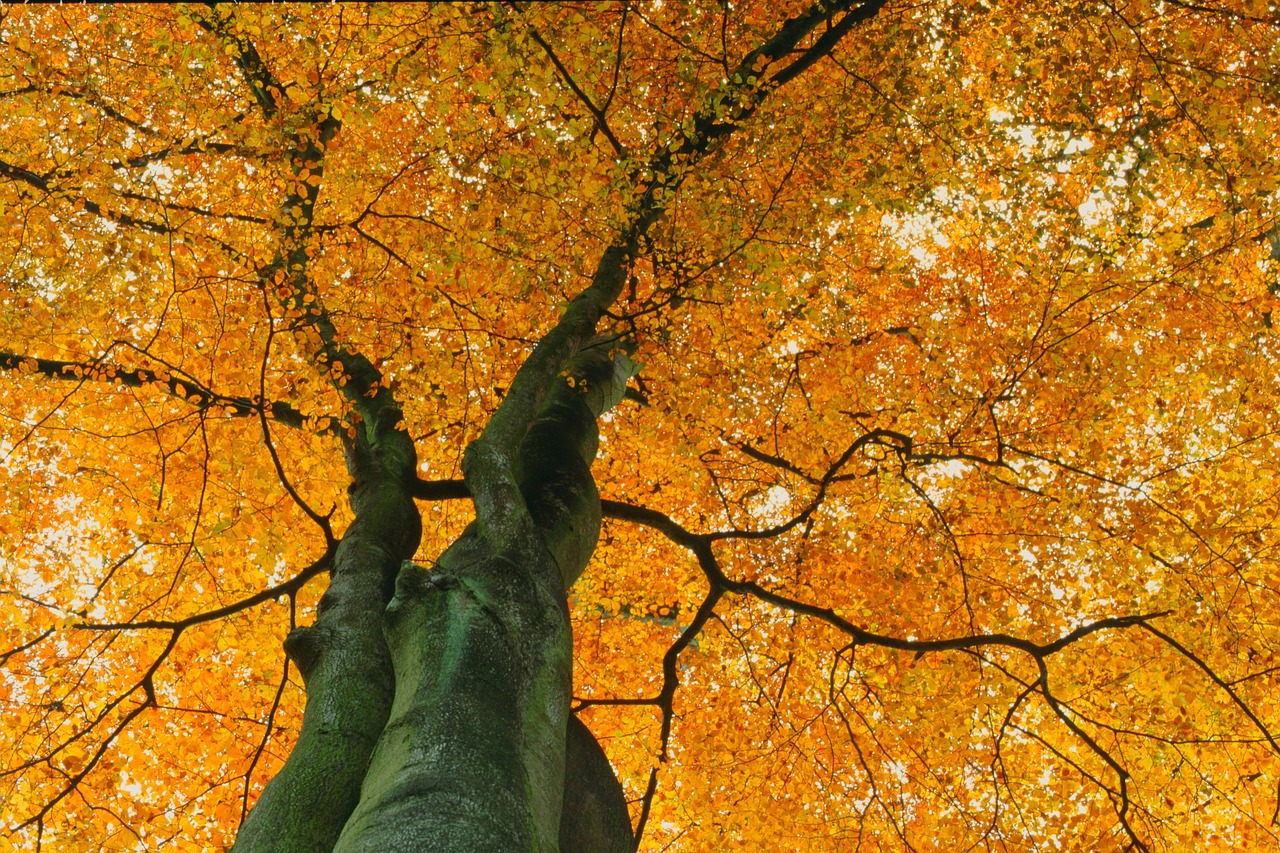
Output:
left=330, top=336, right=637, bottom=853
left=233, top=257, right=636, bottom=853
left=227, top=2, right=886, bottom=848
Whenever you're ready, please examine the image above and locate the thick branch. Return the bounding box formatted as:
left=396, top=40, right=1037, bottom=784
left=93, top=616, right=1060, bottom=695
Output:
left=631, top=0, right=889, bottom=216
left=0, top=348, right=322, bottom=431
left=524, top=24, right=628, bottom=158
left=190, top=6, right=284, bottom=118
left=466, top=0, right=890, bottom=535
left=187, top=10, right=421, bottom=852
left=0, top=156, right=173, bottom=234
left=77, top=549, right=333, bottom=632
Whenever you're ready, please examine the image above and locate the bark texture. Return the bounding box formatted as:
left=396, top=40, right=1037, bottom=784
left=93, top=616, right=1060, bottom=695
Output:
left=561, top=715, right=636, bottom=853
left=331, top=278, right=635, bottom=851
left=227, top=3, right=886, bottom=846
left=232, top=430, right=421, bottom=853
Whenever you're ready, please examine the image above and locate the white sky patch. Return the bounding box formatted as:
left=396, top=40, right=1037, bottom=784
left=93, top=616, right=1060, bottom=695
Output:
left=914, top=458, right=970, bottom=503
left=140, top=161, right=176, bottom=195
left=881, top=210, right=951, bottom=269
left=749, top=484, right=793, bottom=522
left=1065, top=135, right=1095, bottom=156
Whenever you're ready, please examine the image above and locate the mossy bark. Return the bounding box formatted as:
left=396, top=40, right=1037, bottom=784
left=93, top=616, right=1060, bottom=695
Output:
left=226, top=3, right=885, bottom=848
left=232, top=431, right=422, bottom=853
left=233, top=240, right=635, bottom=853
left=333, top=338, right=635, bottom=853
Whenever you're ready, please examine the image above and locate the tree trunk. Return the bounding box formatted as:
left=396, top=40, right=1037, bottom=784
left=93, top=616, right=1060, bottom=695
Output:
left=227, top=2, right=888, bottom=846
left=235, top=257, right=636, bottom=853
left=230, top=428, right=421, bottom=852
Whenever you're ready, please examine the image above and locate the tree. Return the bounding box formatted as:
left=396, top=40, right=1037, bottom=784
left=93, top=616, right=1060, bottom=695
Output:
left=2, top=1, right=1279, bottom=849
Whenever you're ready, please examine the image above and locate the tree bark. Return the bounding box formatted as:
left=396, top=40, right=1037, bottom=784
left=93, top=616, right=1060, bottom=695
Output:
left=330, top=258, right=635, bottom=852
left=234, top=334, right=637, bottom=853
left=228, top=3, right=888, bottom=848
left=232, top=429, right=421, bottom=852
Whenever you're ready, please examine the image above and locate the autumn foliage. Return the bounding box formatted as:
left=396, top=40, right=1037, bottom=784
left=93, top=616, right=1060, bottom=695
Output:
left=2, top=1, right=1279, bottom=850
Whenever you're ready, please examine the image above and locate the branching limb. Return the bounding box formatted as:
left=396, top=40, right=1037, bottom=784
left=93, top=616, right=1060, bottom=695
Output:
left=593, top=493, right=1207, bottom=850
left=468, top=0, right=891, bottom=536
left=520, top=18, right=628, bottom=158
left=75, top=548, right=333, bottom=632
left=257, top=288, right=336, bottom=543
left=1033, top=658, right=1150, bottom=851
left=240, top=655, right=294, bottom=823
left=188, top=7, right=406, bottom=451
left=0, top=348, right=328, bottom=432
left=183, top=12, right=420, bottom=850
left=189, top=6, right=283, bottom=119
left=574, top=585, right=725, bottom=849
left=0, top=157, right=173, bottom=234
left=13, top=631, right=180, bottom=833
left=1139, top=623, right=1280, bottom=777
left=0, top=626, right=55, bottom=668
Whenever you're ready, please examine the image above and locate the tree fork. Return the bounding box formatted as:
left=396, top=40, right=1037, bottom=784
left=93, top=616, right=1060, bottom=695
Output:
left=332, top=340, right=636, bottom=853
left=228, top=2, right=888, bottom=848
left=232, top=425, right=423, bottom=853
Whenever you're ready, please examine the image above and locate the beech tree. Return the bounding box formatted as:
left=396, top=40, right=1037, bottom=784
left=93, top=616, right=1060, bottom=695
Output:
left=2, top=2, right=1279, bottom=850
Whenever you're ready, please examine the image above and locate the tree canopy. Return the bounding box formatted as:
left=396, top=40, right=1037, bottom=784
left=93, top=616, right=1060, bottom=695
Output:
left=2, top=1, right=1279, bottom=850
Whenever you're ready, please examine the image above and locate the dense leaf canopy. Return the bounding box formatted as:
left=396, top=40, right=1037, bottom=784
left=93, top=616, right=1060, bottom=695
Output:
left=2, top=1, right=1279, bottom=850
